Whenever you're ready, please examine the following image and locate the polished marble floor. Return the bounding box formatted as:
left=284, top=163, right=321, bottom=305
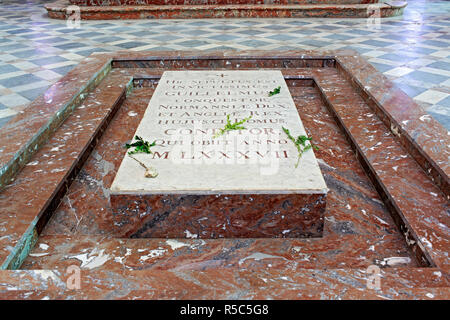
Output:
left=0, top=0, right=449, bottom=129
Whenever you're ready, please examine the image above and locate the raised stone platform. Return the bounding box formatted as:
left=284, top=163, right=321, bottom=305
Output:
left=45, top=0, right=408, bottom=19
left=110, top=70, right=327, bottom=238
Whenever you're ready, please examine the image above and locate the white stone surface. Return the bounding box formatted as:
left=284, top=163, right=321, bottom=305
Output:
left=111, top=70, right=327, bottom=195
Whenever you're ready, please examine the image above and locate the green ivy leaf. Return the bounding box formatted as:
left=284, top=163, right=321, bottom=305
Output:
left=213, top=114, right=252, bottom=138
left=282, top=127, right=319, bottom=168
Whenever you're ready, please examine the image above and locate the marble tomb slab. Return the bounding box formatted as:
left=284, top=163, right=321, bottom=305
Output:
left=110, top=70, right=327, bottom=238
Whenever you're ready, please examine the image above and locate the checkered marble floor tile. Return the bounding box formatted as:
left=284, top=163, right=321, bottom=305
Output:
left=0, top=0, right=449, bottom=129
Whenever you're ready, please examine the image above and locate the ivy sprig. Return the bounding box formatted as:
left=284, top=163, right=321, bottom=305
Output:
left=128, top=154, right=158, bottom=178
left=125, top=135, right=156, bottom=155
left=213, top=114, right=252, bottom=139
left=268, top=86, right=281, bottom=97
left=282, top=127, right=319, bottom=168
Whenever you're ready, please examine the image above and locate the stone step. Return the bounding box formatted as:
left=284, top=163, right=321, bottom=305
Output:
left=0, top=268, right=448, bottom=299
left=21, top=234, right=418, bottom=271
left=68, top=0, right=381, bottom=6
left=46, top=1, right=408, bottom=19
left=110, top=70, right=328, bottom=239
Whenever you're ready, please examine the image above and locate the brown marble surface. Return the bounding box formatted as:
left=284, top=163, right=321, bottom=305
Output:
left=111, top=193, right=326, bottom=238
left=336, top=54, right=449, bottom=197
left=1, top=268, right=448, bottom=299
left=68, top=0, right=381, bottom=5
left=0, top=50, right=447, bottom=299
left=0, top=55, right=111, bottom=191
left=0, top=73, right=130, bottom=269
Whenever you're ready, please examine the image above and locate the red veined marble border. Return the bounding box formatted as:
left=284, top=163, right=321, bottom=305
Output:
left=44, top=0, right=407, bottom=20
